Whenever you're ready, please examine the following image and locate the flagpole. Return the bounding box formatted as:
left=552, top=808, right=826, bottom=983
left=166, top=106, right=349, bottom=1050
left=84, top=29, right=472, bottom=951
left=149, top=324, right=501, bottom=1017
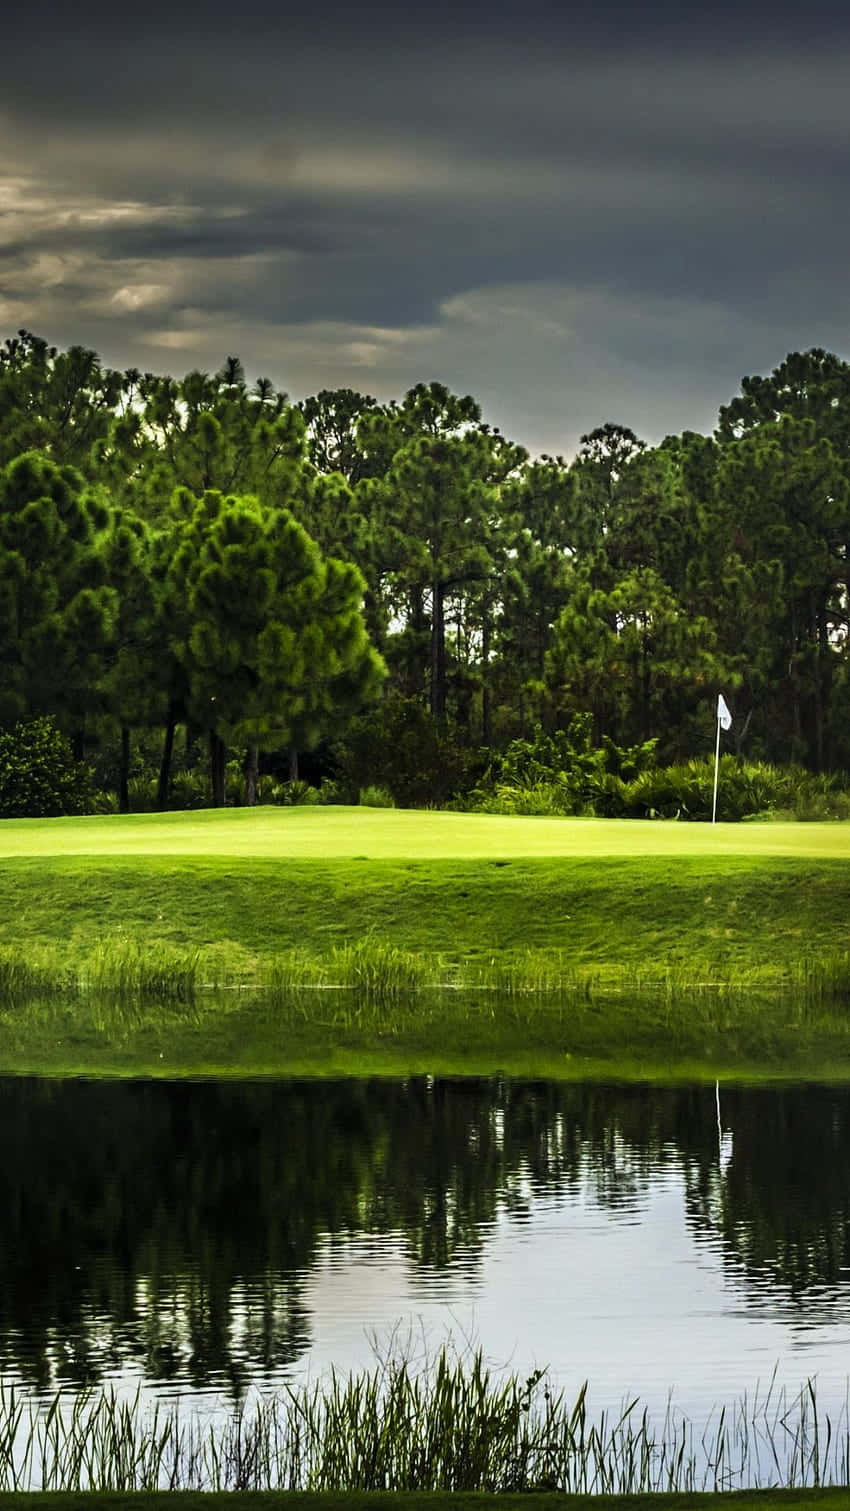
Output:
left=712, top=709, right=721, bottom=825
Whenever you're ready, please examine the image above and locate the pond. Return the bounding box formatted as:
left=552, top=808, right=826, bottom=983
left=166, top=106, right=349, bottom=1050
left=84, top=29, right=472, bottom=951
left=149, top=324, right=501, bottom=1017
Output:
left=2, top=1071, right=849, bottom=1438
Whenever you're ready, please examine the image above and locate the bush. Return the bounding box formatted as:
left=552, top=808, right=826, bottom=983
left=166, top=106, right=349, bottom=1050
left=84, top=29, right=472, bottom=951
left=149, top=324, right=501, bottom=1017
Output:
left=620, top=756, right=796, bottom=822
left=266, top=779, right=321, bottom=806
left=0, top=717, right=94, bottom=818
left=168, top=769, right=212, bottom=810
left=793, top=771, right=850, bottom=821
left=467, top=716, right=653, bottom=816
left=359, top=784, right=395, bottom=808
left=331, top=697, right=484, bottom=807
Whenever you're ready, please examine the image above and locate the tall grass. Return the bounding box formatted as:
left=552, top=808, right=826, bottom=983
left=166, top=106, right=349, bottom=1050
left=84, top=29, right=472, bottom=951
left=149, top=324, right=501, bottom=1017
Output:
left=792, top=951, right=850, bottom=1006
left=0, top=1356, right=848, bottom=1492
left=0, top=941, right=203, bottom=1007
left=330, top=938, right=431, bottom=1002
left=81, top=941, right=202, bottom=1002
left=2, top=938, right=850, bottom=1055
left=0, top=947, right=70, bottom=1001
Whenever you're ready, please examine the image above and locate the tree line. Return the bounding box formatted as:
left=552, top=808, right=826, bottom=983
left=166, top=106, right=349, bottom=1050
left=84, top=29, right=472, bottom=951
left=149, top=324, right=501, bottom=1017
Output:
left=2, top=331, right=849, bottom=807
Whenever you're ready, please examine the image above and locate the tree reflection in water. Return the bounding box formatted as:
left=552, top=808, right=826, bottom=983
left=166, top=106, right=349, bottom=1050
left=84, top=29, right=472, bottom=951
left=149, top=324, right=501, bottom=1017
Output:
left=0, top=1076, right=847, bottom=1395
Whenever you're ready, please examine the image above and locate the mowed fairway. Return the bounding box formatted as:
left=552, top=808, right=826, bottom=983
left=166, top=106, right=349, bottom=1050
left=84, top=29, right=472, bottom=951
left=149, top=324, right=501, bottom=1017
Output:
left=2, top=804, right=850, bottom=859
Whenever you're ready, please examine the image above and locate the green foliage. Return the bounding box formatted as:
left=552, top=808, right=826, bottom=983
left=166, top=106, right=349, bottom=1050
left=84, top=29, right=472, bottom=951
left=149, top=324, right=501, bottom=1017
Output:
left=466, top=743, right=850, bottom=823
left=332, top=696, right=483, bottom=806
left=793, top=773, right=850, bottom=821
left=0, top=451, right=116, bottom=728
left=0, top=717, right=93, bottom=818
left=620, top=756, right=794, bottom=821
left=470, top=716, right=656, bottom=815
left=358, top=783, right=395, bottom=807
left=0, top=331, right=123, bottom=469
left=7, top=336, right=850, bottom=788
left=267, top=778, right=322, bottom=806
left=164, top=488, right=385, bottom=803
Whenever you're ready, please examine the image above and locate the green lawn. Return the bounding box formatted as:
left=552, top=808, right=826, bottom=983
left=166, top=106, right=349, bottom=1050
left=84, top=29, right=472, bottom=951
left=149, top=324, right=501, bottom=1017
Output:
left=3, top=804, right=850, bottom=859
left=2, top=1491, right=850, bottom=1510
left=2, top=807, right=850, bottom=1079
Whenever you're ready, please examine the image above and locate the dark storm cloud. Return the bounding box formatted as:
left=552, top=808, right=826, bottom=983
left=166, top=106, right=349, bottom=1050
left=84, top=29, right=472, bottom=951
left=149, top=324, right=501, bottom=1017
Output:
left=2, top=0, right=850, bottom=452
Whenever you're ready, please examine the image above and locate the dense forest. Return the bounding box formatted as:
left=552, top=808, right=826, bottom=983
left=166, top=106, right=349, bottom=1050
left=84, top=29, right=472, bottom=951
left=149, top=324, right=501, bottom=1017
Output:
left=2, top=331, right=850, bottom=812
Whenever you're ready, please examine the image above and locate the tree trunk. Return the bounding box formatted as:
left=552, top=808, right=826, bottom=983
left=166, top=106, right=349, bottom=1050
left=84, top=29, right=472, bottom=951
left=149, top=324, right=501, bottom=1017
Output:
left=118, top=725, right=131, bottom=814
left=430, top=578, right=446, bottom=719
left=209, top=730, right=227, bottom=807
left=409, top=584, right=427, bottom=699
left=157, top=707, right=177, bottom=810
left=789, top=607, right=802, bottom=762
left=288, top=746, right=299, bottom=783
left=481, top=598, right=492, bottom=746
left=818, top=611, right=831, bottom=770
left=244, top=745, right=259, bottom=806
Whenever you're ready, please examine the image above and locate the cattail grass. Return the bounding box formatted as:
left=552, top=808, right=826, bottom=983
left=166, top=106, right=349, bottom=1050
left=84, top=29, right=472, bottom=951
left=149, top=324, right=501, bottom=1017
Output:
left=0, top=1355, right=848, bottom=1493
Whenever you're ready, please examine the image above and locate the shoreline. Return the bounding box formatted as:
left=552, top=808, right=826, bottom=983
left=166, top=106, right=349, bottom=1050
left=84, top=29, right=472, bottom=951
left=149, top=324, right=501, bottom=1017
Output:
left=2, top=809, right=850, bottom=1079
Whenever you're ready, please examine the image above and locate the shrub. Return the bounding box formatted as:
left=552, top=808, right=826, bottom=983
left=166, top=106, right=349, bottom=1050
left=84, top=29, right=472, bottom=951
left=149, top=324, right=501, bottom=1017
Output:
left=468, top=716, right=652, bottom=816
left=620, top=756, right=796, bottom=822
left=269, top=779, right=321, bottom=806
left=793, top=773, right=850, bottom=821
left=0, top=717, right=93, bottom=818
left=168, top=769, right=211, bottom=810
left=332, top=697, right=483, bottom=807
left=359, top=784, right=395, bottom=808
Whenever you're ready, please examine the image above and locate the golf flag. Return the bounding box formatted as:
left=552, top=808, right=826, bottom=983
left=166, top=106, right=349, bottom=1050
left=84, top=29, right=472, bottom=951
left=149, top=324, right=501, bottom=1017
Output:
left=712, top=694, right=731, bottom=824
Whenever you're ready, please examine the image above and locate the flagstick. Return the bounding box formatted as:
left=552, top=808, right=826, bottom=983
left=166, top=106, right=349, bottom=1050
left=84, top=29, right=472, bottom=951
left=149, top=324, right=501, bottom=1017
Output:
left=711, top=711, right=721, bottom=825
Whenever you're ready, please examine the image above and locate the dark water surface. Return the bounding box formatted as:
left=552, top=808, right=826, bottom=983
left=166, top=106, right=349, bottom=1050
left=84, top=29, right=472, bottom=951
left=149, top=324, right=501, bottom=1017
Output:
left=2, top=1075, right=850, bottom=1422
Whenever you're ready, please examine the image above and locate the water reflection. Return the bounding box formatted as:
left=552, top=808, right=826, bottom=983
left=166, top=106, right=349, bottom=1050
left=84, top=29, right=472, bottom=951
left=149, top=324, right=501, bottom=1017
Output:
left=0, top=1076, right=848, bottom=1403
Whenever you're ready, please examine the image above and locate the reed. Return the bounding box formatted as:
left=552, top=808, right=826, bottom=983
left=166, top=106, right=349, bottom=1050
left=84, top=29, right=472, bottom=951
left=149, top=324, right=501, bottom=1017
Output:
left=0, top=947, right=69, bottom=1002
left=330, top=937, right=431, bottom=1002
left=792, top=952, right=850, bottom=1006
left=80, top=941, right=202, bottom=1003
left=6, top=936, right=850, bottom=1009
left=0, top=1357, right=847, bottom=1493
left=467, top=950, right=584, bottom=997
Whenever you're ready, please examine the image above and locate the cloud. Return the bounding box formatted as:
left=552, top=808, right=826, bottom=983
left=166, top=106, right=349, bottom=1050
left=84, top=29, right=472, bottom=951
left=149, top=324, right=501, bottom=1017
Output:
left=2, top=3, right=850, bottom=454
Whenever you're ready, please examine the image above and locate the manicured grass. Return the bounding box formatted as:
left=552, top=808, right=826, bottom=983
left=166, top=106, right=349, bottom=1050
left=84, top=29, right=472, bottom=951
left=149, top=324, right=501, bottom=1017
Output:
left=2, top=808, right=850, bottom=1078
left=3, top=805, right=850, bottom=859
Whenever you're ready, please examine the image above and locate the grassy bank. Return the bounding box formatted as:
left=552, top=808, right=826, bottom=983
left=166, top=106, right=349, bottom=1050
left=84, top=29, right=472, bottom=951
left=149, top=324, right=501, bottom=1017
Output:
left=2, top=808, right=850, bottom=1077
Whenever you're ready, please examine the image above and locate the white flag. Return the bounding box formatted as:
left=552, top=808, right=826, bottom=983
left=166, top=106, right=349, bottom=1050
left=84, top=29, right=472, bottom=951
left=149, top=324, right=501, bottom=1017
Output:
left=717, top=693, right=732, bottom=731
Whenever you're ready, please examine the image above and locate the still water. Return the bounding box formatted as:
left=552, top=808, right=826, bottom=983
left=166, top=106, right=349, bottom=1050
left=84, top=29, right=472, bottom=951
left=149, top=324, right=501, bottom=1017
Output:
left=1, top=1074, right=849, bottom=1425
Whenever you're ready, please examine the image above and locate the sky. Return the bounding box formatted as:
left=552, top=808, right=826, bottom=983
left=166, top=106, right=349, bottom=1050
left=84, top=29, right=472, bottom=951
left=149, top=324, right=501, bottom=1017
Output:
left=2, top=0, right=850, bottom=458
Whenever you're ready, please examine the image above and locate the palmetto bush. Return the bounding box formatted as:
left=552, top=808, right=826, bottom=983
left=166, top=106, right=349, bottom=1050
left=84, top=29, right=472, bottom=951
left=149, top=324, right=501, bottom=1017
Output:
left=620, top=757, right=796, bottom=821
left=469, top=753, right=830, bottom=822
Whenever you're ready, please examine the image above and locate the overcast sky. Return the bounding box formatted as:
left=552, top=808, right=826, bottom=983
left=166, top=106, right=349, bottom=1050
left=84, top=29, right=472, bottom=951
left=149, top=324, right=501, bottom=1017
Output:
left=2, top=0, right=849, bottom=456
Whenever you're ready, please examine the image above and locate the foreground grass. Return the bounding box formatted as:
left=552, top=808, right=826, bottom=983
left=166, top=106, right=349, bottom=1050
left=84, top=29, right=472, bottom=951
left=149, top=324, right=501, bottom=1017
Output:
left=1, top=1487, right=848, bottom=1507
left=0, top=1352, right=848, bottom=1495
left=2, top=809, right=850, bottom=1077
